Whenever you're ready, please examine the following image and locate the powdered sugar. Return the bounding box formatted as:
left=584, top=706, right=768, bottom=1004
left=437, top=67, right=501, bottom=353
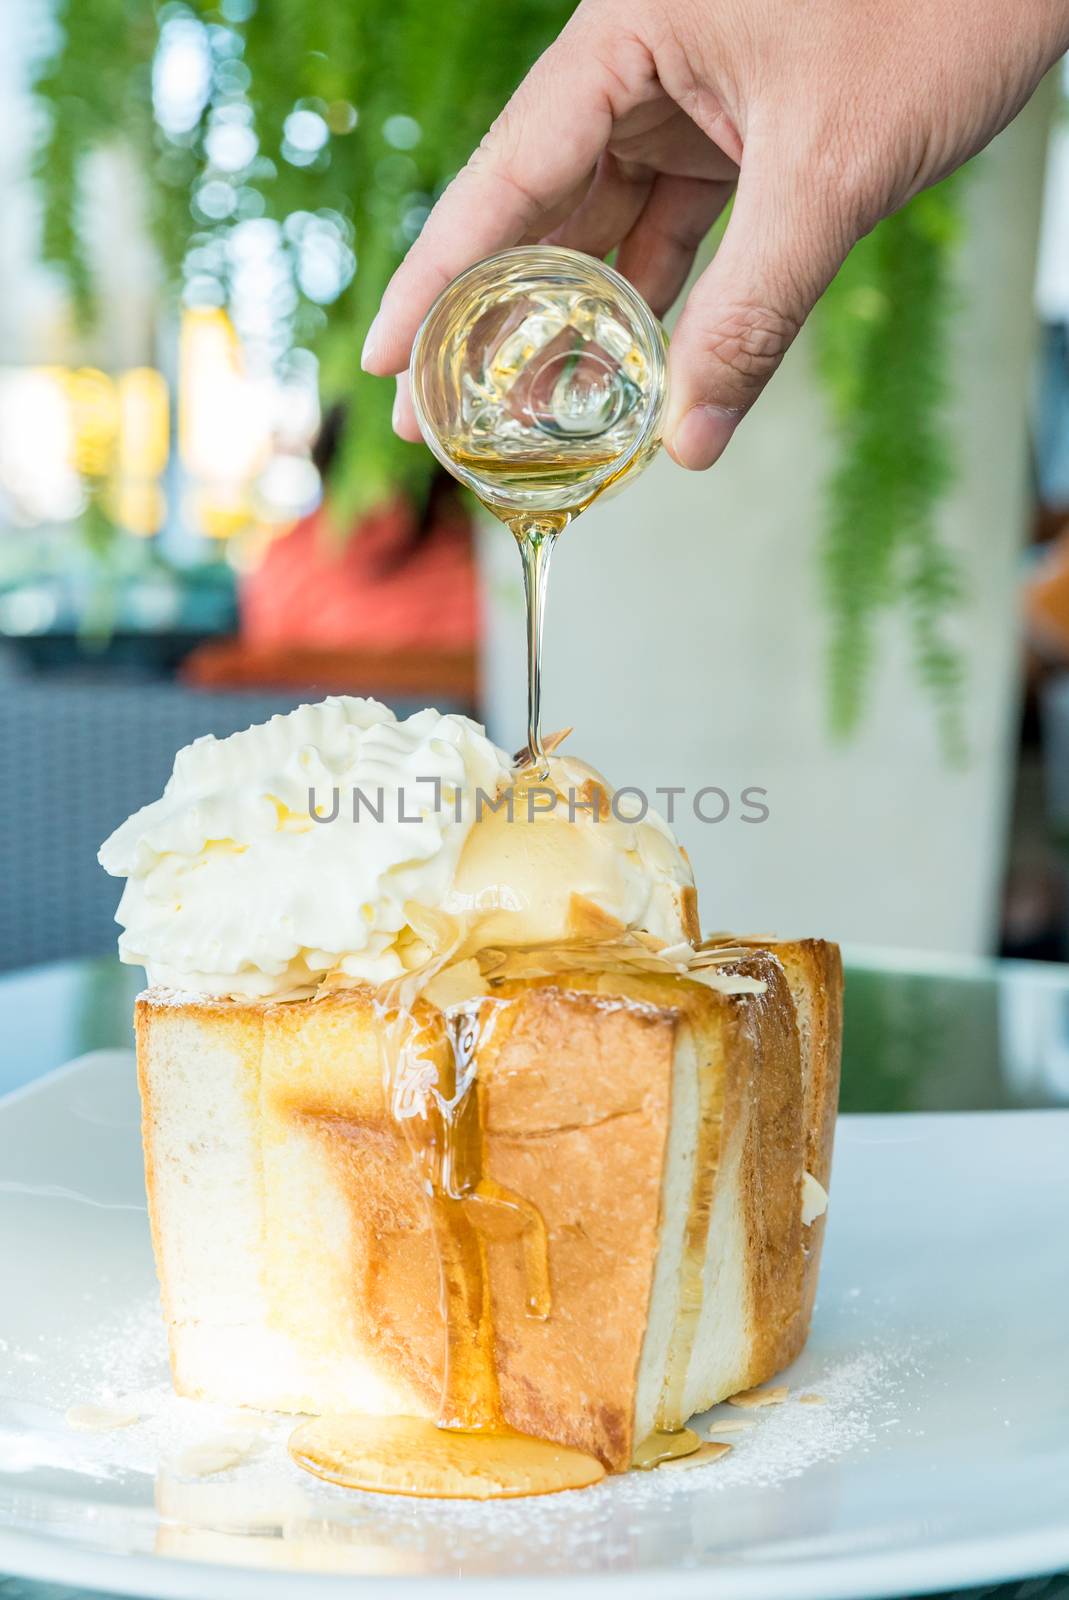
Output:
left=628, top=1343, right=916, bottom=1498
left=0, top=1292, right=920, bottom=1576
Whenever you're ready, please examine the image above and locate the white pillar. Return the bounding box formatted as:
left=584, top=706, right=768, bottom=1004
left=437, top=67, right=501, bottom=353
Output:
left=478, top=89, right=1052, bottom=955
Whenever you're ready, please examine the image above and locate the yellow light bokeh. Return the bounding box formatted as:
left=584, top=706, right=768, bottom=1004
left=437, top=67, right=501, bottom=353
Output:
left=1, top=308, right=316, bottom=542
left=179, top=308, right=272, bottom=506
left=109, top=478, right=168, bottom=537
left=118, top=368, right=170, bottom=481
left=65, top=367, right=119, bottom=480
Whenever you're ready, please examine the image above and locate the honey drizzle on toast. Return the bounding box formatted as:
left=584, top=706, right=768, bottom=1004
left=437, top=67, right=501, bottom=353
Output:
left=288, top=935, right=772, bottom=1494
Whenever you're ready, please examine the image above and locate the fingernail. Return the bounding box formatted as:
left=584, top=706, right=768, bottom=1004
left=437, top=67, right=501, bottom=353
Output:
left=671, top=404, right=740, bottom=471
left=391, top=381, right=402, bottom=432
left=360, top=312, right=384, bottom=373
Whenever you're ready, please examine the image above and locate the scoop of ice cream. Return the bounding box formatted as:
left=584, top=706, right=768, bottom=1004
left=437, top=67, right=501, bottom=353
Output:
left=446, top=756, right=697, bottom=949
left=100, top=697, right=697, bottom=999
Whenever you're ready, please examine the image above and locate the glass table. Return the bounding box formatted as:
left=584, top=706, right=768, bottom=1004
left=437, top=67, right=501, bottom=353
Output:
left=4, top=945, right=1069, bottom=1112
left=0, top=947, right=1067, bottom=1600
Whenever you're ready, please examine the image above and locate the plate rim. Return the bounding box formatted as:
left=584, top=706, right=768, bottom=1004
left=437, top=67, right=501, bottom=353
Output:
left=1, top=1518, right=1068, bottom=1600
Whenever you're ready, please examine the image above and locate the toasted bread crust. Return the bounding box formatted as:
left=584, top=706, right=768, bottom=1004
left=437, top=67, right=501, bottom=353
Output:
left=731, top=953, right=807, bottom=1385
left=700, top=937, right=843, bottom=1346
left=782, top=939, right=843, bottom=1329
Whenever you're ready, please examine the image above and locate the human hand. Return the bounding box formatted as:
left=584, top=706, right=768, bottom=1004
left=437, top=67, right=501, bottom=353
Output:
left=361, top=0, right=1067, bottom=470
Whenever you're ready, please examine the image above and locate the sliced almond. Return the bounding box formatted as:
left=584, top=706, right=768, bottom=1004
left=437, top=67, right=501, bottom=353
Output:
left=703, top=1418, right=755, bottom=1435
left=699, top=933, right=786, bottom=949
left=568, top=893, right=629, bottom=940
left=576, top=777, right=612, bottom=821
left=797, top=1392, right=826, bottom=1406
left=687, top=947, right=752, bottom=966
left=676, top=887, right=698, bottom=945
left=657, top=941, right=699, bottom=965
left=801, top=1170, right=829, bottom=1226
left=401, top=901, right=461, bottom=955
left=512, top=727, right=573, bottom=764
left=421, top=958, right=490, bottom=1011
left=65, top=1401, right=140, bottom=1431
left=172, top=1438, right=251, bottom=1477
left=691, top=972, right=768, bottom=996
left=658, top=1441, right=732, bottom=1471
left=224, top=1409, right=276, bottom=1433
left=727, top=1384, right=789, bottom=1409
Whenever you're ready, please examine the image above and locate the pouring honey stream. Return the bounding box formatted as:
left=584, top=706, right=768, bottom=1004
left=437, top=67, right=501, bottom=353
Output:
left=408, top=246, right=668, bottom=778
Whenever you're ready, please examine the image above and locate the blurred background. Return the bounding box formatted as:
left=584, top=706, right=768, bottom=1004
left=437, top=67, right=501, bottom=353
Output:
left=2, top=0, right=1069, bottom=994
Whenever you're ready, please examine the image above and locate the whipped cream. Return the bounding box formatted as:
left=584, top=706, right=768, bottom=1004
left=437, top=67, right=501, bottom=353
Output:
left=100, top=697, right=697, bottom=1000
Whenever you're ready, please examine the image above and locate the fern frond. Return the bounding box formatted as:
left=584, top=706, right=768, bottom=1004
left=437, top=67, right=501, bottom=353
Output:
left=815, top=175, right=967, bottom=757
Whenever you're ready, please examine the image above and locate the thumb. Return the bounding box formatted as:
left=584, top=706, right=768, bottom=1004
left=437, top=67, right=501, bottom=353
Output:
left=665, top=167, right=855, bottom=470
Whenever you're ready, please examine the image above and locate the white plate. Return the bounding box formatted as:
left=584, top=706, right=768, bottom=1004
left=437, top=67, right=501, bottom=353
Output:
left=0, top=1051, right=1066, bottom=1600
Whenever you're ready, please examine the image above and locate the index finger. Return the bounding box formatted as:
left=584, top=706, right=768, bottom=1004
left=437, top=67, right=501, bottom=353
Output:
left=360, top=41, right=614, bottom=377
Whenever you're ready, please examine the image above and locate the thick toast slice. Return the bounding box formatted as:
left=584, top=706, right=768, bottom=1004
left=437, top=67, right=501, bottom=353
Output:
left=136, top=942, right=841, bottom=1471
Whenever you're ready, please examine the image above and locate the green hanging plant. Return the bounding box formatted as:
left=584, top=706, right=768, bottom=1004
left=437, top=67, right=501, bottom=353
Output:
left=813, top=177, right=967, bottom=757
left=29, top=0, right=968, bottom=745
left=31, top=0, right=576, bottom=524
